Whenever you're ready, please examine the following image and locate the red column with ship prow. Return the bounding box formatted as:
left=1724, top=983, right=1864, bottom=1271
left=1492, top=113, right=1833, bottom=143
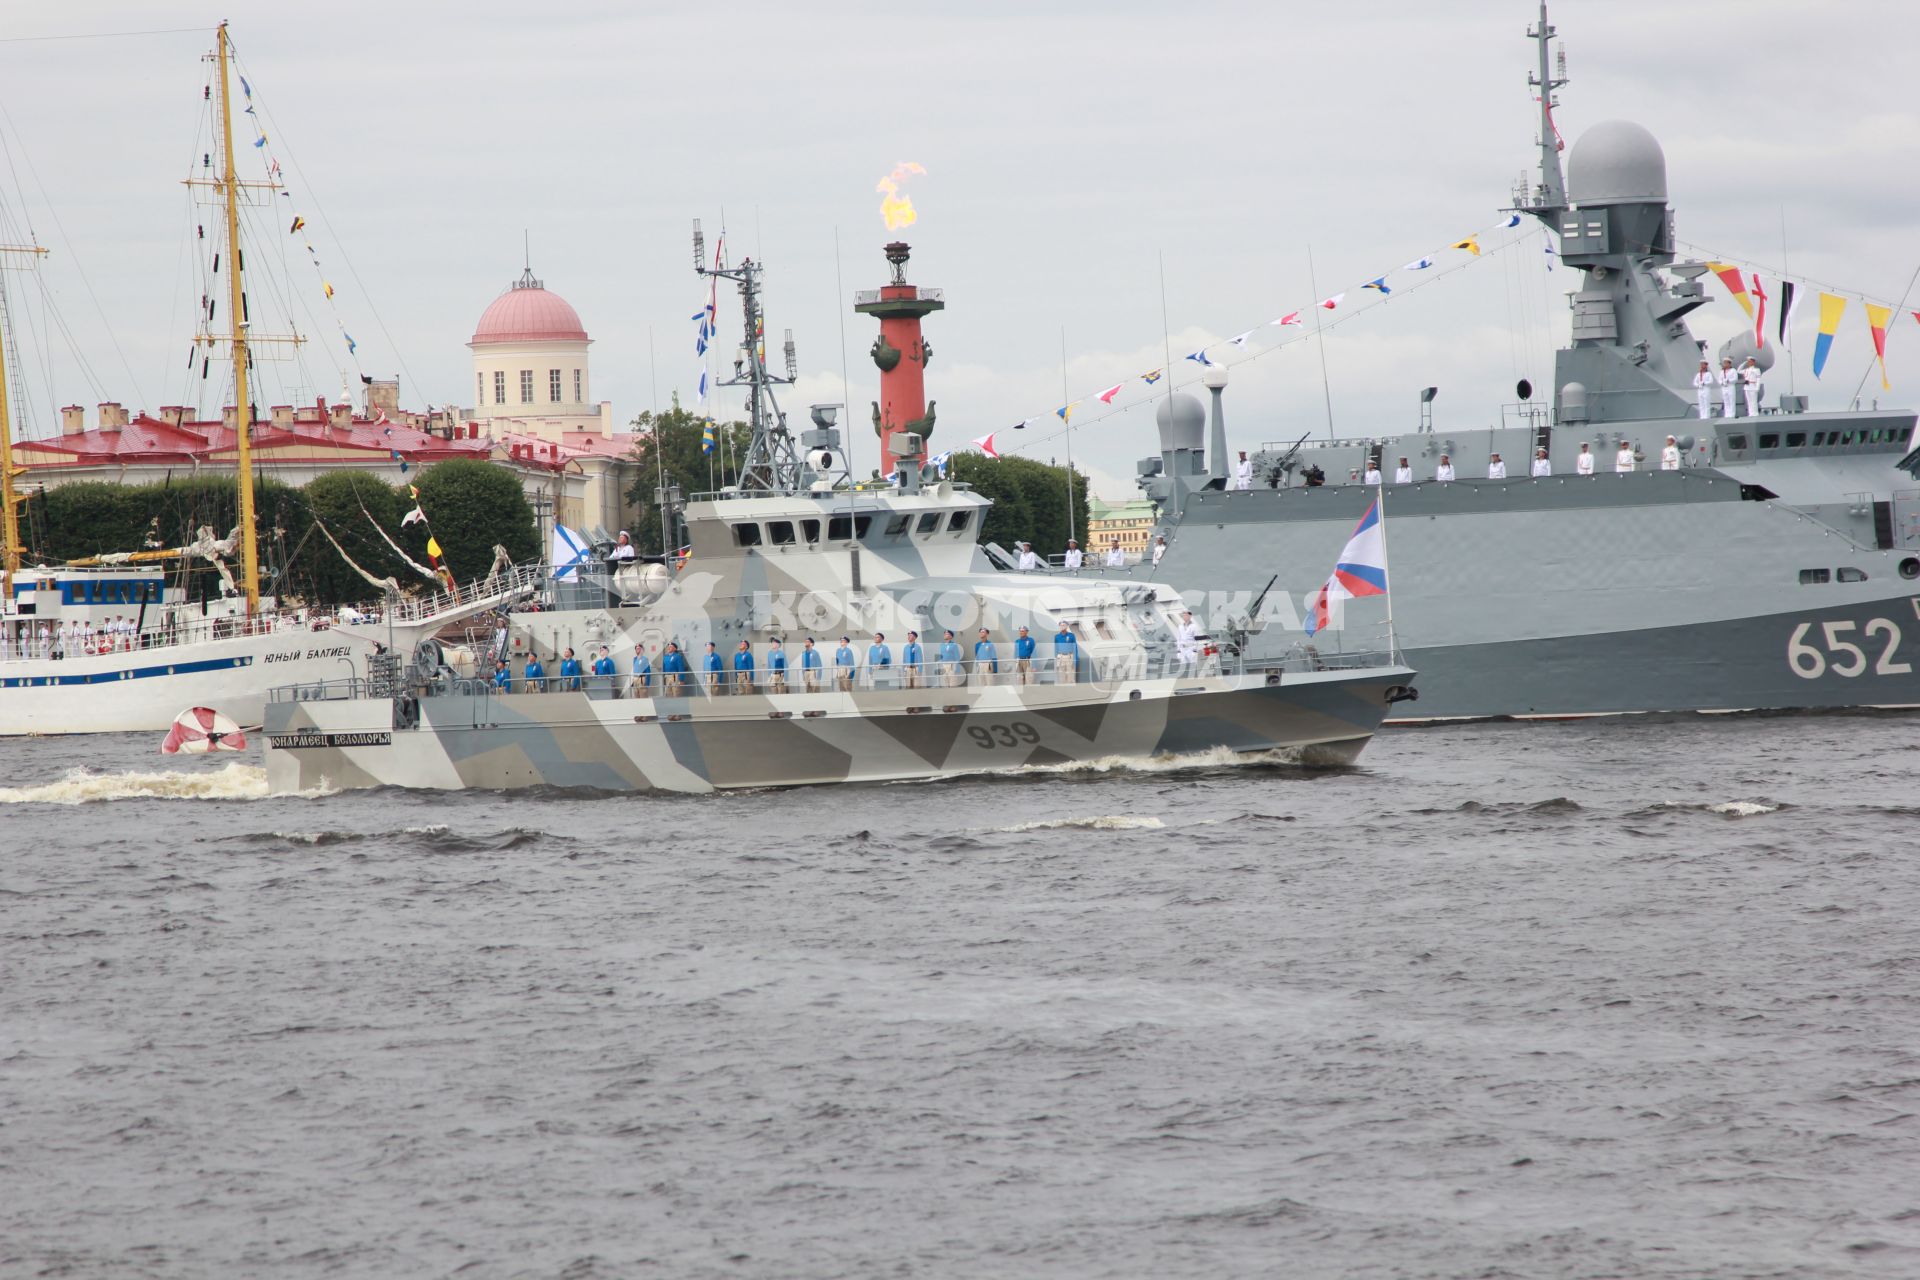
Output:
left=854, top=240, right=944, bottom=477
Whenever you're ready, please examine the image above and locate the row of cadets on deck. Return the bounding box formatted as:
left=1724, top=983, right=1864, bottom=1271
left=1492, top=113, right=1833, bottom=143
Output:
left=1362, top=436, right=1683, bottom=485
left=1692, top=357, right=1763, bottom=419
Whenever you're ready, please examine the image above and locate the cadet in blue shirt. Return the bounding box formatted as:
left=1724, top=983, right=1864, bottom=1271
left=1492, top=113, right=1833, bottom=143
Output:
left=558, top=646, right=584, bottom=691
left=938, top=630, right=964, bottom=687
left=801, top=637, right=824, bottom=691
left=593, top=647, right=616, bottom=676
left=702, top=641, right=723, bottom=693
left=974, top=628, right=998, bottom=683
left=660, top=641, right=690, bottom=692
left=834, top=636, right=856, bottom=691
left=766, top=637, right=789, bottom=690
left=523, top=654, right=546, bottom=692
left=491, top=658, right=512, bottom=690
left=631, top=647, right=652, bottom=696
left=732, top=639, right=755, bottom=693
left=1052, top=621, right=1079, bottom=684
left=1013, top=625, right=1037, bottom=685
left=866, top=632, right=892, bottom=688
left=901, top=630, right=925, bottom=688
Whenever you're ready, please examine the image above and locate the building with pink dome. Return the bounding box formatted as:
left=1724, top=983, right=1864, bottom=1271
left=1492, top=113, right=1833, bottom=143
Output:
left=466, top=265, right=641, bottom=539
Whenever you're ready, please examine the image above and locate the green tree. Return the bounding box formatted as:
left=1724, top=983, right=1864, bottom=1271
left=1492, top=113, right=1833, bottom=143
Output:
left=623, top=402, right=753, bottom=555
left=400, top=459, right=538, bottom=583
left=292, top=472, right=411, bottom=604
left=945, top=453, right=1088, bottom=557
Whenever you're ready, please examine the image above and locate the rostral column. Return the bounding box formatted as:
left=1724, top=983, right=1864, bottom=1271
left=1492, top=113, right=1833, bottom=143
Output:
left=854, top=241, right=944, bottom=476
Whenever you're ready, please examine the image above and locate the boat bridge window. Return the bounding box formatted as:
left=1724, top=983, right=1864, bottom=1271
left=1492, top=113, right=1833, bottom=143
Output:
left=1814, top=432, right=1828, bottom=445
left=1840, top=432, right=1855, bottom=446
left=915, top=512, right=941, bottom=535
left=1727, top=434, right=1748, bottom=450
left=1786, top=432, right=1807, bottom=448
left=732, top=523, right=762, bottom=548
left=801, top=518, right=821, bottom=544
left=947, top=511, right=972, bottom=533
left=1799, top=568, right=1830, bottom=584
left=884, top=514, right=911, bottom=538
left=768, top=520, right=796, bottom=546
left=1759, top=433, right=1780, bottom=450
left=1837, top=566, right=1869, bottom=583
left=827, top=514, right=873, bottom=541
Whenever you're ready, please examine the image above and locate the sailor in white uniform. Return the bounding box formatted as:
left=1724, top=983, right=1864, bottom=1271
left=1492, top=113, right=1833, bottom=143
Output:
left=1174, top=611, right=1200, bottom=671
left=1394, top=457, right=1413, bottom=484
left=1616, top=442, right=1637, bottom=472
left=1693, top=360, right=1715, bottom=419
left=1576, top=442, right=1594, bottom=475
left=1486, top=453, right=1507, bottom=480
left=1363, top=461, right=1382, bottom=485
left=1717, top=358, right=1738, bottom=418
left=1531, top=447, right=1551, bottom=477
left=1016, top=541, right=1041, bottom=572
left=1435, top=454, right=1456, bottom=483
left=1151, top=536, right=1167, bottom=567
left=1062, top=539, right=1083, bottom=571
left=1104, top=539, right=1126, bottom=568
left=608, top=531, right=637, bottom=563
left=1234, top=451, right=1254, bottom=490
left=1740, top=357, right=1763, bottom=417
left=1660, top=435, right=1681, bottom=470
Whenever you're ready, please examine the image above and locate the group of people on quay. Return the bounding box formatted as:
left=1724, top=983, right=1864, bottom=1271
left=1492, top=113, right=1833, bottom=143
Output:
left=492, top=622, right=1097, bottom=698
left=1340, top=435, right=1689, bottom=486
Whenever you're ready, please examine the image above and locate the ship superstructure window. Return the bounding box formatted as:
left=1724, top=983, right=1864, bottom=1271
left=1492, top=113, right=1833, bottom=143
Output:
left=732, top=523, right=762, bottom=547
left=1838, top=566, right=1868, bottom=582
left=1786, top=432, right=1807, bottom=448
left=1759, top=433, right=1780, bottom=450
left=493, top=371, right=506, bottom=404
left=801, top=519, right=821, bottom=543
left=519, top=370, right=534, bottom=403
left=828, top=514, right=874, bottom=541
left=768, top=520, right=796, bottom=546
left=916, top=512, right=941, bottom=534
left=884, top=514, right=911, bottom=538
left=549, top=369, right=562, bottom=403
left=947, top=511, right=972, bottom=533
left=1799, top=568, right=1830, bottom=584
left=1814, top=432, right=1828, bottom=445
left=1727, top=434, right=1748, bottom=450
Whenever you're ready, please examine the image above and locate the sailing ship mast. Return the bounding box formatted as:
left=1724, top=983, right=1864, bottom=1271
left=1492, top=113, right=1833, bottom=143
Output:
left=0, top=239, right=49, bottom=604
left=214, top=21, right=260, bottom=614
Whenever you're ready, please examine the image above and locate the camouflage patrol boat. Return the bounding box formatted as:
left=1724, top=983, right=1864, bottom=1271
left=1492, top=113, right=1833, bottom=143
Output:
left=262, top=257, right=1413, bottom=795
left=1130, top=4, right=1920, bottom=722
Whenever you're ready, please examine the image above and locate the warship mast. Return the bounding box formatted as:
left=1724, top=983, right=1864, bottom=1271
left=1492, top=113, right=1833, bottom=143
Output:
left=697, top=225, right=801, bottom=494
left=1523, top=1, right=1569, bottom=217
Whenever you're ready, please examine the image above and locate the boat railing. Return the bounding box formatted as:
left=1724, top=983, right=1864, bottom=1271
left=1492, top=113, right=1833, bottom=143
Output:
left=384, top=562, right=545, bottom=625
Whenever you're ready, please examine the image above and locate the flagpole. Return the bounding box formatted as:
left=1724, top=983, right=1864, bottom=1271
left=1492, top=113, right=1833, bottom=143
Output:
left=1060, top=325, right=1076, bottom=551
left=1375, top=482, right=1398, bottom=664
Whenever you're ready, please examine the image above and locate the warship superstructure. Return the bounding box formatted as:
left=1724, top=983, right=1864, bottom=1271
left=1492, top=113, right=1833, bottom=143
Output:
left=1132, top=5, right=1920, bottom=720
left=263, top=251, right=1412, bottom=794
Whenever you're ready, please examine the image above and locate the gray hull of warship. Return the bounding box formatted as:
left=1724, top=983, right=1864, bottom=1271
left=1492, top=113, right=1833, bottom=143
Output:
left=1124, top=5, right=1920, bottom=722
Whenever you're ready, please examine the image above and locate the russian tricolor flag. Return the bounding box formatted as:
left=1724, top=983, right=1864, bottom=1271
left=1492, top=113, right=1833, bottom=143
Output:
left=1304, top=499, right=1387, bottom=636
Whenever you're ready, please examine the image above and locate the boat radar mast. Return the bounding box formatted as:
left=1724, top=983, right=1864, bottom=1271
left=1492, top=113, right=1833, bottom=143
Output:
left=1519, top=1, right=1569, bottom=218
left=693, top=219, right=806, bottom=494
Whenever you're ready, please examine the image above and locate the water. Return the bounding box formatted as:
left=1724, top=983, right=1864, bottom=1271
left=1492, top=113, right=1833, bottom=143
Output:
left=3, top=715, right=1918, bottom=1278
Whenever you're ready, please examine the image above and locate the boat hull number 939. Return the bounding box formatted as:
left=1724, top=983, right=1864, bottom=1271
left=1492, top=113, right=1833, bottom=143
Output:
left=968, top=721, right=1041, bottom=749
left=1787, top=619, right=1913, bottom=679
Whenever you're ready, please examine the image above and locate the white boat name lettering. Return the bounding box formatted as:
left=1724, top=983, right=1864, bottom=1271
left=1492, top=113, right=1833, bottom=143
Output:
left=268, top=730, right=392, bottom=749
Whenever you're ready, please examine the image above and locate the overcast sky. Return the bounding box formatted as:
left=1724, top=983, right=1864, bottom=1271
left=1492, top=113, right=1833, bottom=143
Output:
left=2, top=0, right=1917, bottom=498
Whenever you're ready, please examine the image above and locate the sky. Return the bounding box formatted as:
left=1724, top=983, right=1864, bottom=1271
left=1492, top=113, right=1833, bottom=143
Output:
left=1, top=0, right=1917, bottom=500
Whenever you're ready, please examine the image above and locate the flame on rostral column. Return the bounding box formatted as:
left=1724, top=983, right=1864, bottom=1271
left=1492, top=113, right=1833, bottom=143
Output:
left=876, top=161, right=926, bottom=231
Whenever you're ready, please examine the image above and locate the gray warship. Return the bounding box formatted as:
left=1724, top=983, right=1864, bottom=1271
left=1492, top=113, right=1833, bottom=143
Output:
left=1130, top=4, right=1920, bottom=721
left=262, top=253, right=1412, bottom=795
